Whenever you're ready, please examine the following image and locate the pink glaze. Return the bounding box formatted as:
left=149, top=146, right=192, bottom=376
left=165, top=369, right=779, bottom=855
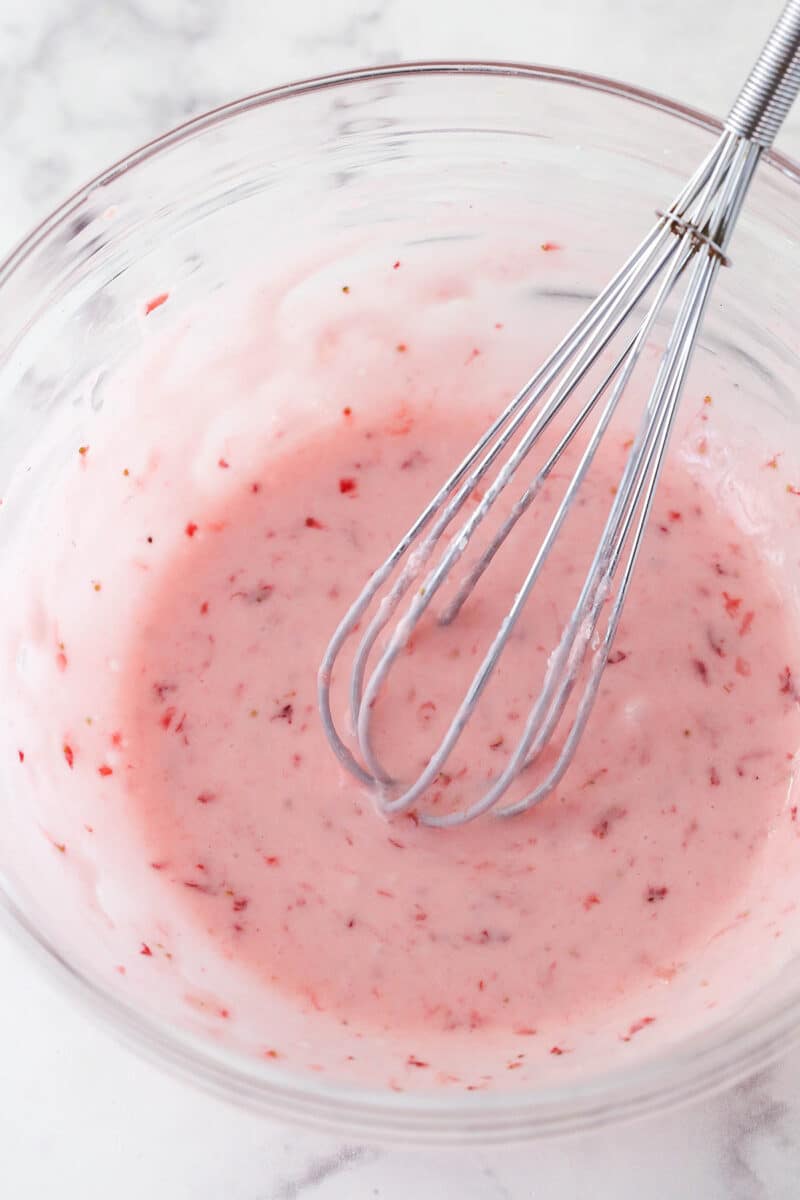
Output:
left=3, top=237, right=800, bottom=1090
left=123, top=399, right=799, bottom=1043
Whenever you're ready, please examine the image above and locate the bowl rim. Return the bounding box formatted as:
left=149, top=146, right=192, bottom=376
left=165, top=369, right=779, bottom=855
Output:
left=2, top=59, right=800, bottom=1144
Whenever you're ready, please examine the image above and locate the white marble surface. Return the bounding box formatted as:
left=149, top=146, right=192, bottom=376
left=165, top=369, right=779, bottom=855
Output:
left=2, top=0, right=800, bottom=1195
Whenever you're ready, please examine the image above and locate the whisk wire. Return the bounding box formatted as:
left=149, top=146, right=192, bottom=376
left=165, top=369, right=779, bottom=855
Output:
left=319, top=3, right=800, bottom=824
left=494, top=249, right=728, bottom=821
left=422, top=237, right=702, bottom=825
left=354, top=142, right=731, bottom=800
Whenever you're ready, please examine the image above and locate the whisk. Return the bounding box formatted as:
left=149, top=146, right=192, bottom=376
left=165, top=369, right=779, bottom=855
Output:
left=319, top=2, right=800, bottom=827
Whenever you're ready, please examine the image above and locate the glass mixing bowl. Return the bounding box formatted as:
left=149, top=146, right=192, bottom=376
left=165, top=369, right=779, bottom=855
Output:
left=1, top=63, right=800, bottom=1146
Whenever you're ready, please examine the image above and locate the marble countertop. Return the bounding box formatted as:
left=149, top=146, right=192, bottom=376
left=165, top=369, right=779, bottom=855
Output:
left=2, top=0, right=800, bottom=1195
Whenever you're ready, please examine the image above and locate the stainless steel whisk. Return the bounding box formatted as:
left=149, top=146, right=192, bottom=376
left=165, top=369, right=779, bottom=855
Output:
left=319, top=2, right=800, bottom=827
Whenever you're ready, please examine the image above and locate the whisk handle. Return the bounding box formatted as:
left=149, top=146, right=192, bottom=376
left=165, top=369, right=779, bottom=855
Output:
left=726, top=0, right=800, bottom=146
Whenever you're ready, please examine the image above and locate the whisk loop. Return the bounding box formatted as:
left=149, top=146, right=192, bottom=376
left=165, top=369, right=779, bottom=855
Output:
left=319, top=2, right=800, bottom=825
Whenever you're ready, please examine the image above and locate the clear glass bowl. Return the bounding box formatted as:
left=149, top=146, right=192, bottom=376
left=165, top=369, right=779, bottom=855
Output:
left=1, top=62, right=800, bottom=1146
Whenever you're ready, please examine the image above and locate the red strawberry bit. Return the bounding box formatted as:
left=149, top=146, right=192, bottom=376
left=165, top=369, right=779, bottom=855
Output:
left=396, top=342, right=408, bottom=353
left=183, top=879, right=212, bottom=893
left=63, top=743, right=74, bottom=769
left=232, top=897, right=249, bottom=912
left=765, top=454, right=781, bottom=469
left=407, top=1055, right=429, bottom=1068
left=549, top=1045, right=568, bottom=1055
left=607, top=649, right=627, bottom=665
left=231, top=582, right=273, bottom=604
left=342, top=406, right=352, bottom=418
left=196, top=791, right=216, bottom=804
left=17, top=750, right=24, bottom=763
left=200, top=601, right=209, bottom=615
left=620, top=1016, right=655, bottom=1042
left=693, top=658, right=709, bottom=684
left=393, top=260, right=401, bottom=269
left=780, top=666, right=799, bottom=700
left=669, top=510, right=682, bottom=521
left=388, top=838, right=406, bottom=850
left=791, top=806, right=798, bottom=822
left=583, top=892, right=601, bottom=910
left=140, top=943, right=153, bottom=957
left=722, top=592, right=742, bottom=617
left=540, top=242, right=561, bottom=252
left=338, top=477, right=357, bottom=494
left=739, top=610, right=755, bottom=636
left=98, top=764, right=113, bottom=777
left=707, top=628, right=726, bottom=658
left=735, top=657, right=751, bottom=677
left=218, top=458, right=230, bottom=469
left=144, top=292, right=169, bottom=315
left=185, top=522, right=198, bottom=538
left=400, top=449, right=428, bottom=470
left=709, top=766, right=721, bottom=787
left=304, top=516, right=324, bottom=529
left=160, top=706, right=176, bottom=730
left=514, top=1026, right=537, bottom=1037
left=646, top=885, right=669, bottom=903
left=417, top=700, right=436, bottom=725
left=787, top=484, right=800, bottom=496
left=592, top=805, right=627, bottom=839
left=264, top=855, right=280, bottom=866
left=56, top=650, right=68, bottom=672
left=271, top=703, right=293, bottom=723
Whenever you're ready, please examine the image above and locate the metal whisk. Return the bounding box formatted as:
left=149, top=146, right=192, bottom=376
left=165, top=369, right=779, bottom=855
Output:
left=319, top=1, right=800, bottom=827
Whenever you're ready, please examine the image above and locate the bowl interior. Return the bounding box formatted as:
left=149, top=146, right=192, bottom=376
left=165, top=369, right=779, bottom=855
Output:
left=1, top=64, right=800, bottom=1143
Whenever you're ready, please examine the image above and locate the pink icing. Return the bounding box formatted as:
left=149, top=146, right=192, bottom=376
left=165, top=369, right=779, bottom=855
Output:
left=3, top=237, right=800, bottom=1091
left=123, top=399, right=799, bottom=1043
